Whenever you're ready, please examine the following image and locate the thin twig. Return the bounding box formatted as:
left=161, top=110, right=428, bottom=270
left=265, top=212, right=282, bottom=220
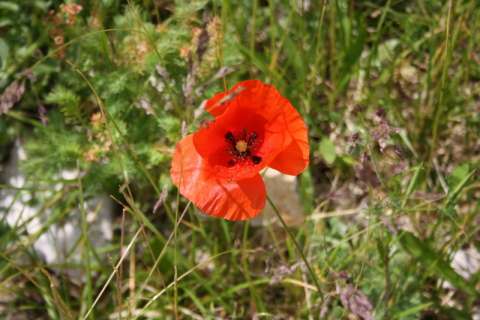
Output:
left=83, top=226, right=143, bottom=320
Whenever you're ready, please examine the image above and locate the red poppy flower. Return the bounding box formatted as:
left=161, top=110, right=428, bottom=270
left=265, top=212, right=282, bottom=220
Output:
left=170, top=80, right=309, bottom=220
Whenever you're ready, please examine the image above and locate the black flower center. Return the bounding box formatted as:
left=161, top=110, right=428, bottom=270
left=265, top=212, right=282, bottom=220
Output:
left=224, top=130, right=262, bottom=166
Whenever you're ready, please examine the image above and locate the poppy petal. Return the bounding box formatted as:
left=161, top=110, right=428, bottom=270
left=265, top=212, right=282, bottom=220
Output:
left=269, top=102, right=309, bottom=175
left=204, top=81, right=256, bottom=117
left=205, top=80, right=286, bottom=121
left=204, top=92, right=228, bottom=117
left=171, top=134, right=266, bottom=220
left=193, top=94, right=288, bottom=181
left=229, top=80, right=309, bottom=175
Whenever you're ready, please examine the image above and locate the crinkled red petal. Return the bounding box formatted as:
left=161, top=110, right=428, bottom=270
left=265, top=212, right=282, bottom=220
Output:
left=269, top=101, right=309, bottom=175
left=170, top=134, right=266, bottom=220
left=204, top=82, right=248, bottom=117
left=204, top=79, right=309, bottom=176
left=193, top=83, right=290, bottom=181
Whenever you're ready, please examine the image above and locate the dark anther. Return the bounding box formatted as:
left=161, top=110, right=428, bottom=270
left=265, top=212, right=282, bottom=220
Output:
left=227, top=159, right=236, bottom=167
left=225, top=131, right=235, bottom=144
left=251, top=155, right=262, bottom=164
left=247, top=132, right=257, bottom=146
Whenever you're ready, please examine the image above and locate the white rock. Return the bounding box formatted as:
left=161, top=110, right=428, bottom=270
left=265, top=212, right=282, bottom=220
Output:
left=443, top=246, right=480, bottom=293
left=451, top=246, right=480, bottom=280
left=0, top=141, right=113, bottom=280
left=252, top=168, right=304, bottom=227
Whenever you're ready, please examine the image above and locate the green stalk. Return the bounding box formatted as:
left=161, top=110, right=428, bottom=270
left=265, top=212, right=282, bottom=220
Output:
left=266, top=196, right=323, bottom=300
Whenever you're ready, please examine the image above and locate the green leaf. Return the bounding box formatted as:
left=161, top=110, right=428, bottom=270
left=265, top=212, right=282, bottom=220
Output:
left=394, top=302, right=432, bottom=319
left=401, top=165, right=424, bottom=208
left=399, top=231, right=477, bottom=296
left=299, top=168, right=315, bottom=213
left=319, top=138, right=336, bottom=165
left=0, top=38, right=9, bottom=69
left=448, top=163, right=470, bottom=187
left=45, top=86, right=81, bottom=122
left=445, top=169, right=476, bottom=207
left=0, top=2, right=19, bottom=11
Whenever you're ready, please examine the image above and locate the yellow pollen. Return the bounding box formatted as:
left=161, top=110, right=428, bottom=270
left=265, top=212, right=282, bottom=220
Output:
left=235, top=140, right=248, bottom=153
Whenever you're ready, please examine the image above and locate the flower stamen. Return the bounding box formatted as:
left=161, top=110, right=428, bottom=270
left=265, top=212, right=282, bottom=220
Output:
left=224, top=130, right=262, bottom=166
left=235, top=140, right=248, bottom=153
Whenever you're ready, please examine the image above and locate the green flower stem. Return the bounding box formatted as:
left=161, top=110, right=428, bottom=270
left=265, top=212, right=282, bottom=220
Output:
left=267, top=195, right=323, bottom=299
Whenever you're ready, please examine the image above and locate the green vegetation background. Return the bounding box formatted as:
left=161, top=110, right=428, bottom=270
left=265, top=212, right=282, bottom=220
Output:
left=0, top=0, right=479, bottom=319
